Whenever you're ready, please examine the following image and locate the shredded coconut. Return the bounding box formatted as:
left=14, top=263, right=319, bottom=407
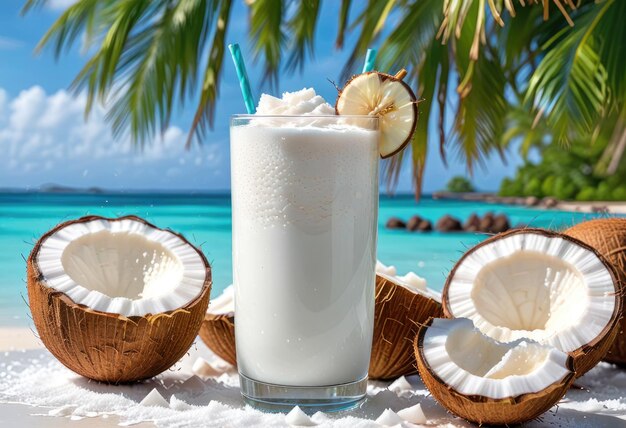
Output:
left=0, top=342, right=624, bottom=427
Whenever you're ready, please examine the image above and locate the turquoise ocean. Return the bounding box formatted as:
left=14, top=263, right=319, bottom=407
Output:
left=0, top=192, right=610, bottom=326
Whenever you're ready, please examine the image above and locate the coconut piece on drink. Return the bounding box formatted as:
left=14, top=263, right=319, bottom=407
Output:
left=369, top=261, right=443, bottom=380
left=27, top=215, right=211, bottom=383
left=198, top=285, right=236, bottom=366
left=335, top=70, right=418, bottom=158
left=565, top=218, right=626, bottom=366
left=415, top=317, right=575, bottom=425
left=443, top=228, right=621, bottom=377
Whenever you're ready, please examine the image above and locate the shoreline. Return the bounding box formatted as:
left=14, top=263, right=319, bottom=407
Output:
left=433, top=191, right=626, bottom=214
left=0, top=328, right=42, bottom=352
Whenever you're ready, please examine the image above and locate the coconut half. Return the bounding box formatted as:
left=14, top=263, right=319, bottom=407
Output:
left=415, top=317, right=575, bottom=425
left=27, top=215, right=211, bottom=383
left=198, top=285, right=236, bottom=366
left=565, top=218, right=626, bottom=366
left=370, top=261, right=443, bottom=380
left=443, top=228, right=621, bottom=377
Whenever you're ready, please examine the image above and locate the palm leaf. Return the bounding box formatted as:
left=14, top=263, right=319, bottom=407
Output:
left=339, top=0, right=394, bottom=80
left=285, top=0, right=321, bottom=73
left=188, top=0, right=231, bottom=146
left=248, top=0, right=284, bottom=88
left=335, top=0, right=352, bottom=48
left=525, top=4, right=609, bottom=145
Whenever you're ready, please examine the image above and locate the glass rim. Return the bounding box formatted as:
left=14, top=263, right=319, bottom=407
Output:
left=231, top=114, right=378, bottom=119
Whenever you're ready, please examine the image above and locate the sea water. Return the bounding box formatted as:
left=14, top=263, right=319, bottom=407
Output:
left=0, top=192, right=611, bottom=326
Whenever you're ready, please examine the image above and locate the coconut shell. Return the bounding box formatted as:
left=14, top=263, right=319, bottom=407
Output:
left=565, top=218, right=626, bottom=366
left=369, top=274, right=443, bottom=380
left=27, top=215, right=212, bottom=384
left=198, top=312, right=236, bottom=366
left=442, top=228, right=622, bottom=378
left=414, top=318, right=576, bottom=426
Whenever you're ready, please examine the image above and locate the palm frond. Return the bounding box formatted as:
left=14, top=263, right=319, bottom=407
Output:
left=248, top=0, right=285, bottom=88
left=188, top=0, right=231, bottom=147
left=28, top=0, right=220, bottom=146
left=285, top=0, right=321, bottom=73
left=104, top=0, right=217, bottom=145
left=525, top=5, right=609, bottom=145
left=339, top=0, right=394, bottom=81
left=451, top=7, right=509, bottom=173
left=377, top=0, right=442, bottom=72
left=335, top=0, right=352, bottom=48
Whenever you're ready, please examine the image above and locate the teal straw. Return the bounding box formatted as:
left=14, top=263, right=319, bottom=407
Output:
left=362, top=48, right=377, bottom=73
left=228, top=43, right=256, bottom=114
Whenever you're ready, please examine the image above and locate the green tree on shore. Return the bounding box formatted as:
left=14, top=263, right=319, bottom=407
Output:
left=23, top=0, right=626, bottom=198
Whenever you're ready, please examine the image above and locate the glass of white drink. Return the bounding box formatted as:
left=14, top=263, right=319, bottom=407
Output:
left=230, top=72, right=417, bottom=411
left=230, top=93, right=378, bottom=411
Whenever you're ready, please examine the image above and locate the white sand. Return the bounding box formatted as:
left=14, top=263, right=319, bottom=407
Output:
left=557, top=201, right=626, bottom=214
left=0, top=328, right=42, bottom=351
left=0, top=329, right=625, bottom=427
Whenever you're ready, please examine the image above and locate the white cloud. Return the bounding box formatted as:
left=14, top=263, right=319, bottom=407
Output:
left=46, top=0, right=78, bottom=11
left=0, top=86, right=226, bottom=190
left=0, top=36, right=23, bottom=50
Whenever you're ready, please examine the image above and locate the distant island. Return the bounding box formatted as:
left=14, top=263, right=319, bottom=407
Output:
left=38, top=184, right=105, bottom=194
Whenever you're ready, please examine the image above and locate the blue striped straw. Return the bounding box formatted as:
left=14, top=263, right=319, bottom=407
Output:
left=228, top=43, right=256, bottom=114
left=362, top=48, right=377, bottom=73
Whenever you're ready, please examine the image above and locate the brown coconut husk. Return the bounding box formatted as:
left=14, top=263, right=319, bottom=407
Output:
left=414, top=318, right=576, bottom=426
left=442, top=228, right=622, bottom=378
left=198, top=312, right=236, bottom=366
left=369, top=274, right=443, bottom=380
left=565, top=218, right=626, bottom=366
left=27, top=215, right=212, bottom=384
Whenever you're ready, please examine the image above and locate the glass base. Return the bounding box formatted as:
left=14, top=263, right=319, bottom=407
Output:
left=239, top=372, right=367, bottom=413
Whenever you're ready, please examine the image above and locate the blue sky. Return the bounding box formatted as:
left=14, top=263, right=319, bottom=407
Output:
left=0, top=0, right=522, bottom=193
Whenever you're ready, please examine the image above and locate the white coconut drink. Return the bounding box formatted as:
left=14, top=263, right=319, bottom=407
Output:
left=27, top=215, right=211, bottom=383
left=415, top=317, right=575, bottom=425
left=442, top=228, right=622, bottom=377
left=199, top=264, right=444, bottom=378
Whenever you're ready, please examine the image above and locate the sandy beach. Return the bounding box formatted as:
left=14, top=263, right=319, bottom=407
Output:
left=0, top=328, right=151, bottom=427
left=0, top=327, right=625, bottom=427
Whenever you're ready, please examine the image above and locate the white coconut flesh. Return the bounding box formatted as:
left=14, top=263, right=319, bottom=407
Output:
left=422, top=318, right=571, bottom=399
left=208, top=284, right=234, bottom=315
left=446, top=233, right=616, bottom=353
left=376, top=260, right=440, bottom=300
left=36, top=218, right=207, bottom=317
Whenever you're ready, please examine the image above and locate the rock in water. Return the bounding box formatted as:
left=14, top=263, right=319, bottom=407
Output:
left=464, top=213, right=481, bottom=232
left=386, top=217, right=406, bottom=229
left=543, top=197, right=558, bottom=208
left=479, top=212, right=495, bottom=232
left=525, top=196, right=540, bottom=206
left=436, top=215, right=462, bottom=232
left=406, top=215, right=422, bottom=231
left=418, top=219, right=433, bottom=231
left=492, top=214, right=510, bottom=233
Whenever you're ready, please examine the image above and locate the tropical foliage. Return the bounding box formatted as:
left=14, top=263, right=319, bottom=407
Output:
left=446, top=176, right=476, bottom=193
left=22, top=0, right=626, bottom=198
left=499, top=139, right=626, bottom=201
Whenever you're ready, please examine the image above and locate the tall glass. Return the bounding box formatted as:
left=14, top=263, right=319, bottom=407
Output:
left=230, top=115, right=379, bottom=411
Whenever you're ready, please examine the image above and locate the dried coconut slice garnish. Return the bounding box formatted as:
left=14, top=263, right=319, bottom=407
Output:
left=335, top=70, right=418, bottom=158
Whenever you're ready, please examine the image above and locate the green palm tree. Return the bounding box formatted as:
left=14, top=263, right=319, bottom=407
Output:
left=22, top=0, right=626, bottom=198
